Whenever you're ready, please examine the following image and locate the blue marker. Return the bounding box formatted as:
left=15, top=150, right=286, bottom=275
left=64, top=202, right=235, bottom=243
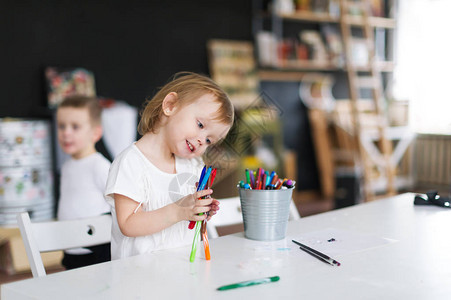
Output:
left=269, top=171, right=276, bottom=186
left=199, top=166, right=212, bottom=191
left=197, top=165, right=206, bottom=191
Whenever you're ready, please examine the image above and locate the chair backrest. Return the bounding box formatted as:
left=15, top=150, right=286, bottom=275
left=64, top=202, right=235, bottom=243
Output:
left=16, top=212, right=112, bottom=278
left=207, top=196, right=300, bottom=239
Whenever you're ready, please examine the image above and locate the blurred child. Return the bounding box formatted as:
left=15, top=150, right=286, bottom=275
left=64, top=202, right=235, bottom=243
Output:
left=105, top=72, right=234, bottom=259
left=56, top=96, right=111, bottom=269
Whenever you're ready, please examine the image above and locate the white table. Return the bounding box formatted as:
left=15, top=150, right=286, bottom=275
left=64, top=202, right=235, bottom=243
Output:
left=2, top=193, right=451, bottom=299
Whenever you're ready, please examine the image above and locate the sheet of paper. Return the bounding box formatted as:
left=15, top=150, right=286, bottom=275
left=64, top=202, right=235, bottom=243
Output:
left=291, top=228, right=396, bottom=256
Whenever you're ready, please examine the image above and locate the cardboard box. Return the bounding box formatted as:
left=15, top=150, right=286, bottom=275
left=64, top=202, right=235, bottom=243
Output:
left=0, top=227, right=63, bottom=275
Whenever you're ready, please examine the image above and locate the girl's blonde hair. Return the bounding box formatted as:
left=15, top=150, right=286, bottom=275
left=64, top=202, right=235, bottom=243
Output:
left=138, top=72, right=234, bottom=135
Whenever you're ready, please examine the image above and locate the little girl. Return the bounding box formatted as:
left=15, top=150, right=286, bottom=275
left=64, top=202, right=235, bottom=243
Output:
left=105, top=72, right=234, bottom=259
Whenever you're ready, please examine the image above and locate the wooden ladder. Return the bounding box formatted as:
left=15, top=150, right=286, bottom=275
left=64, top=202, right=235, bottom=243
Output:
left=338, top=0, right=396, bottom=200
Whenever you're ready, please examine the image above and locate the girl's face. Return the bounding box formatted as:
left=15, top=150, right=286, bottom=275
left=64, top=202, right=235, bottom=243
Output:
left=163, top=93, right=231, bottom=159
left=56, top=107, right=101, bottom=159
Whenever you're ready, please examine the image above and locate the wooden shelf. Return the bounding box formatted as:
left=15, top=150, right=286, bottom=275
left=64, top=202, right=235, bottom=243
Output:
left=277, top=60, right=338, bottom=71
left=258, top=70, right=306, bottom=82
left=345, top=16, right=396, bottom=28
left=258, top=60, right=395, bottom=79
left=278, top=11, right=337, bottom=23
left=277, top=11, right=396, bottom=28
left=355, top=61, right=395, bottom=72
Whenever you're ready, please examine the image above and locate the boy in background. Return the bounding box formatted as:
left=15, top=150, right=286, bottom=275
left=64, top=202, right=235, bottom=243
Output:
left=56, top=96, right=111, bottom=269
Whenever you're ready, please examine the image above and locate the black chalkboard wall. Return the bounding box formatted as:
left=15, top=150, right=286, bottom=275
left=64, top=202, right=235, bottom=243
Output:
left=1, top=0, right=319, bottom=190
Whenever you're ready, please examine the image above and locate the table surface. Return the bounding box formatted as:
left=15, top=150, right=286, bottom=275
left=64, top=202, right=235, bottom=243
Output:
left=2, top=193, right=451, bottom=300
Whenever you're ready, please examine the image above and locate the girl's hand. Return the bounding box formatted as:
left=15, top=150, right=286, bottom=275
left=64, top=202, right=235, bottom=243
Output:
left=206, top=198, right=220, bottom=221
left=192, top=181, right=220, bottom=221
left=176, top=189, right=215, bottom=222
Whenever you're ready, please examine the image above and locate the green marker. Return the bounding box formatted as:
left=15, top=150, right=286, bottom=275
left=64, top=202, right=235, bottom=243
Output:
left=245, top=169, right=251, bottom=185
left=217, top=276, right=280, bottom=291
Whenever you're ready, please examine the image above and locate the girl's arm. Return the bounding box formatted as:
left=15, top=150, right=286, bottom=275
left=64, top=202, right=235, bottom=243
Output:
left=114, top=189, right=215, bottom=237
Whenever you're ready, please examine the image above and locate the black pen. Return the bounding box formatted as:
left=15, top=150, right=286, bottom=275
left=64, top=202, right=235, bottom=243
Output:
left=292, top=239, right=341, bottom=266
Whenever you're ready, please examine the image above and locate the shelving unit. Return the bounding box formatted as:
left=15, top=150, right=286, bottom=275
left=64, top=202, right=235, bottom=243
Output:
left=278, top=11, right=396, bottom=28
left=253, top=0, right=413, bottom=201
left=253, top=1, right=396, bottom=76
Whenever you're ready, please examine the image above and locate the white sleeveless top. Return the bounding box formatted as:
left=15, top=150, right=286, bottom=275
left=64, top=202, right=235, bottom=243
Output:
left=105, top=143, right=203, bottom=260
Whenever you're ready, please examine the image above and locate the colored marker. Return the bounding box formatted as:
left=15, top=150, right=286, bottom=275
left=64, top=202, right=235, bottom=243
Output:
left=188, top=166, right=212, bottom=230
left=245, top=169, right=251, bottom=185
left=257, top=168, right=263, bottom=183
left=209, top=168, right=217, bottom=187
left=269, top=171, right=276, bottom=185
left=198, top=166, right=206, bottom=191
left=217, top=276, right=280, bottom=291
left=189, top=167, right=207, bottom=229
left=249, top=170, right=255, bottom=188
left=285, top=179, right=295, bottom=188
left=270, top=174, right=279, bottom=186
left=190, top=167, right=213, bottom=262
left=255, top=179, right=261, bottom=190
left=198, top=166, right=212, bottom=191
left=190, top=221, right=202, bottom=262
left=265, top=171, right=270, bottom=186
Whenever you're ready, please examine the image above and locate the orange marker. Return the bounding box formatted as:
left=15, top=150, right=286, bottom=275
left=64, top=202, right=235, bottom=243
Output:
left=202, top=225, right=210, bottom=260
left=277, top=178, right=288, bottom=189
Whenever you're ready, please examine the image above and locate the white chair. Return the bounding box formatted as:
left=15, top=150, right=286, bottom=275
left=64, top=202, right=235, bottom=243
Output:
left=16, top=212, right=112, bottom=278
left=207, top=196, right=300, bottom=239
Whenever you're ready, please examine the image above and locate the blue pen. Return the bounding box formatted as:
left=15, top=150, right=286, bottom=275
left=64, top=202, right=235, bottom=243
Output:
left=199, top=166, right=212, bottom=191
left=197, top=165, right=206, bottom=191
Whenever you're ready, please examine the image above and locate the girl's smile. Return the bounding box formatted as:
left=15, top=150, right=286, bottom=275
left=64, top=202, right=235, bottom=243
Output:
left=186, top=140, right=195, bottom=152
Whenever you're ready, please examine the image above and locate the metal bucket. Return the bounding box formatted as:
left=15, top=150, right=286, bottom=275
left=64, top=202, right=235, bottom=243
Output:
left=238, top=187, right=294, bottom=241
